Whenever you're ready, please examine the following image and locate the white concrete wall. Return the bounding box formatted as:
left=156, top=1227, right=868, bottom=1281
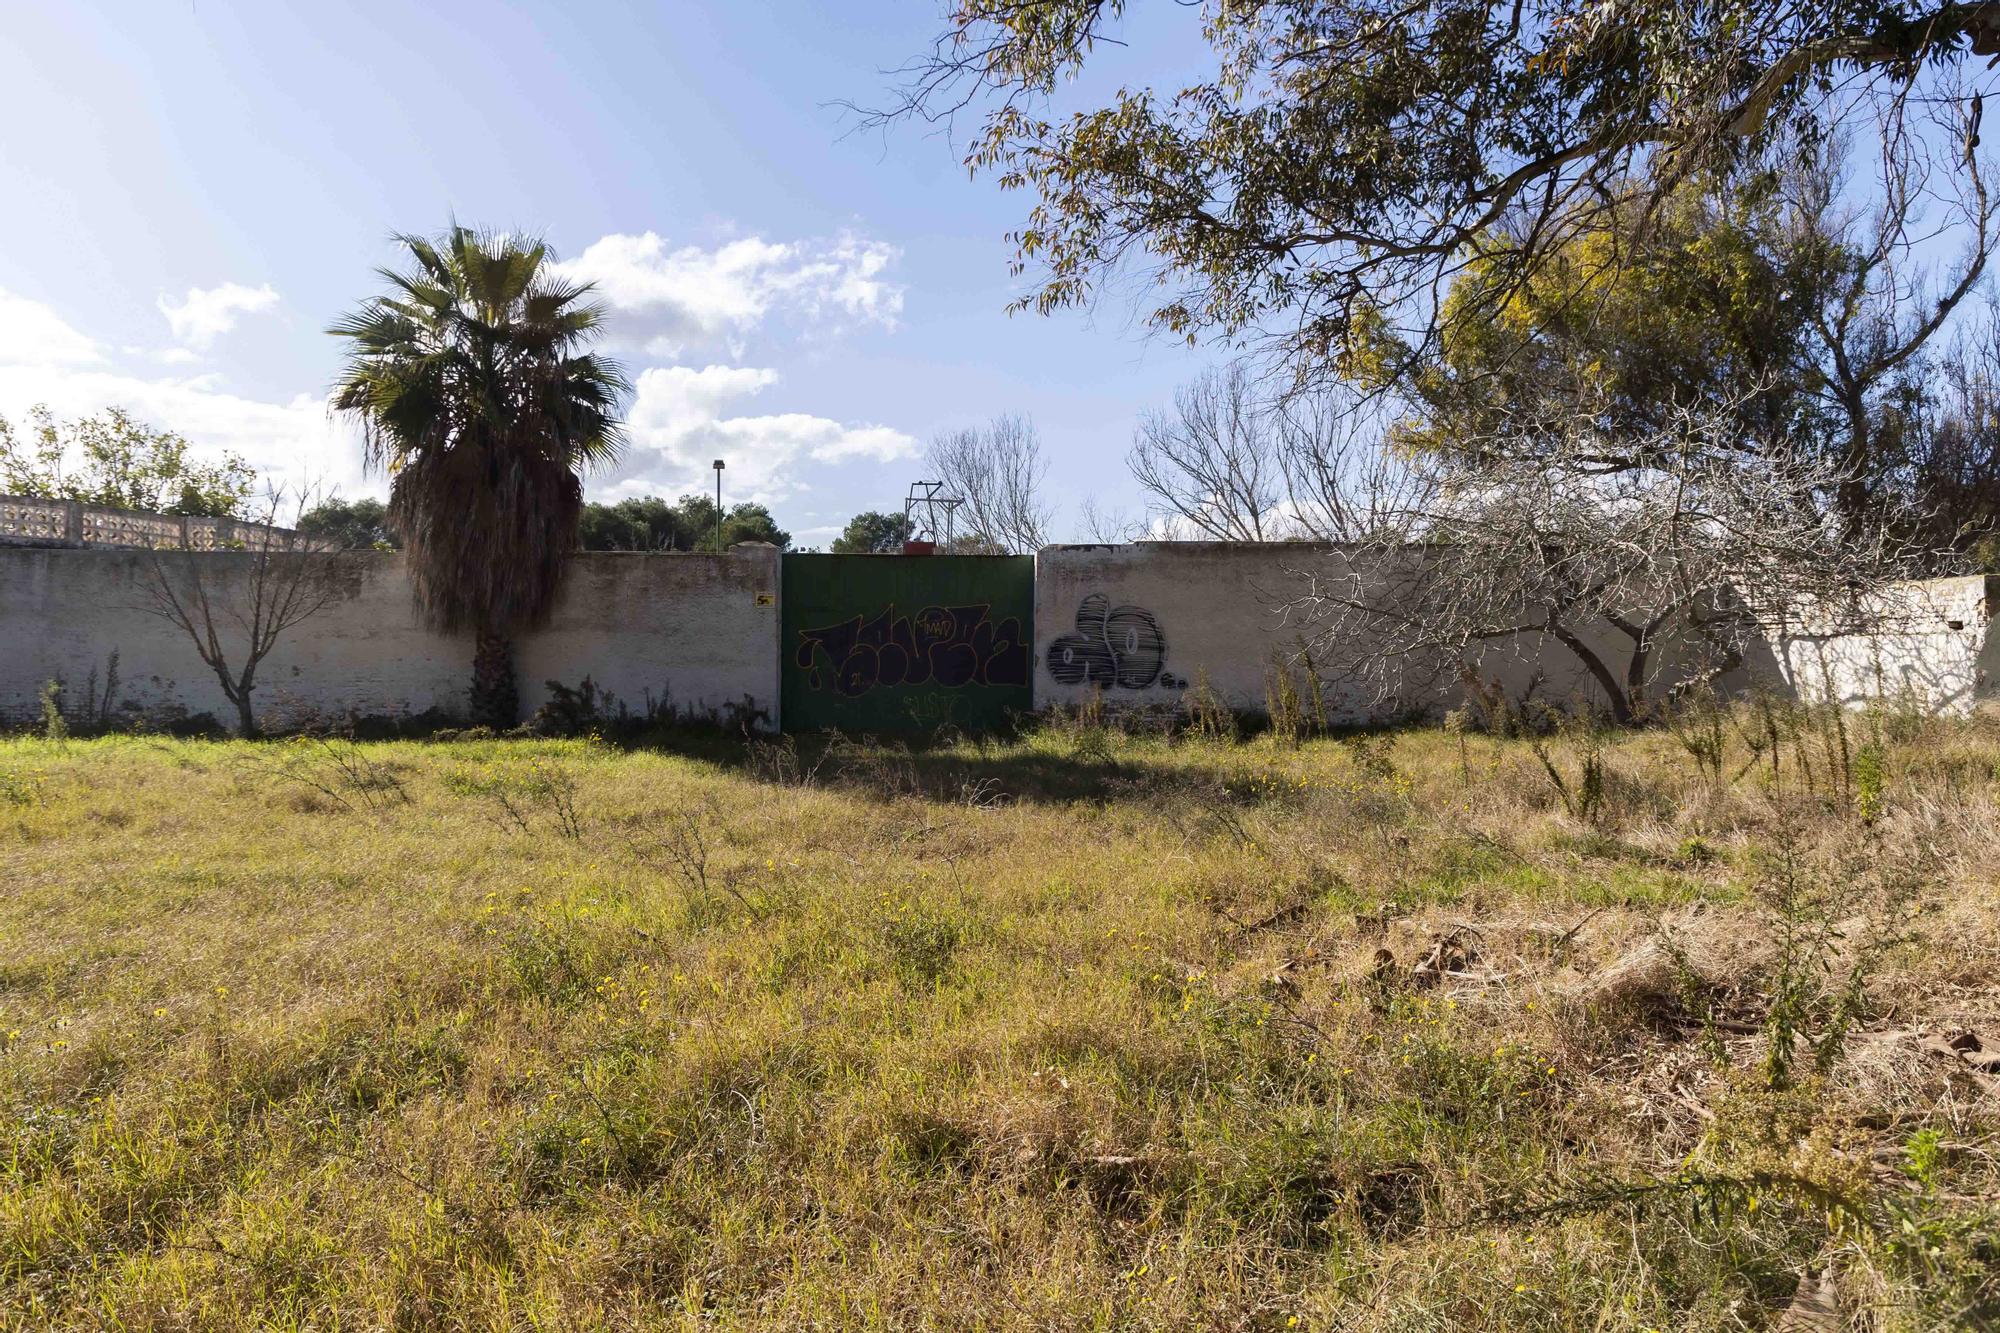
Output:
left=1772, top=575, right=1999, bottom=715
left=1031, top=543, right=1748, bottom=721
left=0, top=546, right=781, bottom=732
left=8, top=543, right=1988, bottom=735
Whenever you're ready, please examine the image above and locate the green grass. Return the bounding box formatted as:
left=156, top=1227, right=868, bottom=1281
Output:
left=0, top=718, right=1995, bottom=1329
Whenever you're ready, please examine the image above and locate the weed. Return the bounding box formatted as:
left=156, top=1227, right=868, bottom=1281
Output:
left=1340, top=731, right=1397, bottom=783
left=252, top=733, right=412, bottom=813
left=1755, top=816, right=1927, bottom=1090
left=0, top=768, right=44, bottom=807
left=1525, top=709, right=1608, bottom=823
left=630, top=800, right=759, bottom=922
left=1662, top=685, right=1728, bottom=786
left=1442, top=707, right=1471, bottom=783
left=525, top=674, right=615, bottom=738
left=482, top=892, right=604, bottom=1006
left=1853, top=740, right=1887, bottom=822
left=1674, top=834, right=1717, bottom=865
left=745, top=732, right=825, bottom=787
left=1902, top=1127, right=1946, bottom=1189
left=1183, top=667, right=1236, bottom=742
left=446, top=758, right=585, bottom=838
left=1264, top=644, right=1325, bottom=746
left=37, top=679, right=67, bottom=743
left=876, top=896, right=965, bottom=988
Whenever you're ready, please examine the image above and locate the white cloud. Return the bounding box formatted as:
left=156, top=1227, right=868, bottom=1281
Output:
left=0, top=287, right=367, bottom=507
left=628, top=364, right=779, bottom=431
left=157, top=282, right=281, bottom=351
left=0, top=289, right=102, bottom=367
left=0, top=266, right=916, bottom=523
left=558, top=231, right=902, bottom=358
left=609, top=363, right=916, bottom=501
left=0, top=363, right=369, bottom=506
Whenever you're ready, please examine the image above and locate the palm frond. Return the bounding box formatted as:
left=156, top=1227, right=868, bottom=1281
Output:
left=327, top=225, right=631, bottom=635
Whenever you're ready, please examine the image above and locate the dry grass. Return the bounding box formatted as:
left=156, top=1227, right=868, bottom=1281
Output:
left=0, top=709, right=1996, bottom=1330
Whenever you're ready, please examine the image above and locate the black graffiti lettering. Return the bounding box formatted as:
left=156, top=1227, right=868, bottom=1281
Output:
left=795, top=603, right=1029, bottom=696
left=1047, top=593, right=1169, bottom=690
left=979, top=611, right=1022, bottom=686
left=796, top=614, right=860, bottom=692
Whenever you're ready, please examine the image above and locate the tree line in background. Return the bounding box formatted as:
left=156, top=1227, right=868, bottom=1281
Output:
left=299, top=412, right=1057, bottom=559
left=575, top=494, right=787, bottom=552
left=0, top=401, right=1043, bottom=561
left=297, top=492, right=794, bottom=554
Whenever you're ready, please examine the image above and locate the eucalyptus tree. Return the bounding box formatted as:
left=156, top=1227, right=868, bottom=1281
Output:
left=330, top=226, right=628, bottom=726
left=877, top=0, right=1999, bottom=392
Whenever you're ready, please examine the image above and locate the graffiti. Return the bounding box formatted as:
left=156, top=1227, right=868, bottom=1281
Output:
left=794, top=603, right=1029, bottom=697
left=1047, top=593, right=1185, bottom=690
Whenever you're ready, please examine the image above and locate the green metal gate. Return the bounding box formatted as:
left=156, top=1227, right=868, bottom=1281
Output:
left=781, top=554, right=1034, bottom=733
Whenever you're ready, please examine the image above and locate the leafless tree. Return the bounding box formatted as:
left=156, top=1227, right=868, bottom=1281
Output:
left=1290, top=390, right=1937, bottom=724
left=140, top=486, right=362, bottom=737
left=1130, top=364, right=1287, bottom=541
left=1275, top=391, right=1432, bottom=543
left=925, top=414, right=1052, bottom=554
left=1078, top=494, right=1143, bottom=544
left=1128, top=362, right=1427, bottom=543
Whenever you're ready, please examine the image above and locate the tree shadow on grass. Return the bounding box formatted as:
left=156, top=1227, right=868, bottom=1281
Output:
left=612, top=725, right=1248, bottom=808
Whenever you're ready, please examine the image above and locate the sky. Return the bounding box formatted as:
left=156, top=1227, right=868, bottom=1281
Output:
left=0, top=1, right=1223, bottom=547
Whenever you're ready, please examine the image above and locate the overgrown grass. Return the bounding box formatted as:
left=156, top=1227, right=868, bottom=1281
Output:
left=1, top=712, right=1996, bottom=1329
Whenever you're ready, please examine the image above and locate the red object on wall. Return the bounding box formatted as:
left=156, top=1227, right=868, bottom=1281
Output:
left=901, top=539, right=936, bottom=556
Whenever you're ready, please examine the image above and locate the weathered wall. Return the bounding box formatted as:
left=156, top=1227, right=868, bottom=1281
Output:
left=0, top=547, right=781, bottom=732
left=6, top=542, right=1990, bottom=735
left=780, top=553, right=1034, bottom=734
left=1771, top=575, right=2000, bottom=715
left=1031, top=543, right=1760, bottom=721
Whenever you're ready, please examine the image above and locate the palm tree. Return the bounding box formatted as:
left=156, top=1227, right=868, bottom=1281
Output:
left=329, top=227, right=628, bottom=726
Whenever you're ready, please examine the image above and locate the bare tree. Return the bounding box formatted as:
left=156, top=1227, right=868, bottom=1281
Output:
left=1128, top=362, right=1426, bottom=543
left=1130, top=364, right=1287, bottom=541
left=1292, top=390, right=1935, bottom=724
left=140, top=487, right=362, bottom=737
left=925, top=414, right=1052, bottom=554
left=1276, top=390, right=1431, bottom=543
left=1078, top=494, right=1143, bottom=544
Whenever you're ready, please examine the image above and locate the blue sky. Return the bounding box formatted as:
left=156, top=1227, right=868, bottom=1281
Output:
left=0, top=2, right=1221, bottom=546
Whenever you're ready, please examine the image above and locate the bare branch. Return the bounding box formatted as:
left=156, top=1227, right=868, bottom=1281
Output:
left=138, top=483, right=363, bottom=736
left=924, top=415, right=1053, bottom=554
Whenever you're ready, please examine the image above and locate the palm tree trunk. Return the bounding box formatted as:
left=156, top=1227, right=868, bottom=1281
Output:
left=471, top=628, right=518, bottom=729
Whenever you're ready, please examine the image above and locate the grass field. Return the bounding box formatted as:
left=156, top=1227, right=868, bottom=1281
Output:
left=1, top=708, right=1996, bottom=1329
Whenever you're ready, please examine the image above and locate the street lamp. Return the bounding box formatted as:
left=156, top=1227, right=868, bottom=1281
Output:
left=711, top=459, right=725, bottom=552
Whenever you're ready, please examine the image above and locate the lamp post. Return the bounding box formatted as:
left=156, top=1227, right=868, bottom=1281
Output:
left=711, top=459, right=725, bottom=552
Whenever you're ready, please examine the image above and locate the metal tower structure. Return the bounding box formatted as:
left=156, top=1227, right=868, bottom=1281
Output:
left=903, top=480, right=964, bottom=549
